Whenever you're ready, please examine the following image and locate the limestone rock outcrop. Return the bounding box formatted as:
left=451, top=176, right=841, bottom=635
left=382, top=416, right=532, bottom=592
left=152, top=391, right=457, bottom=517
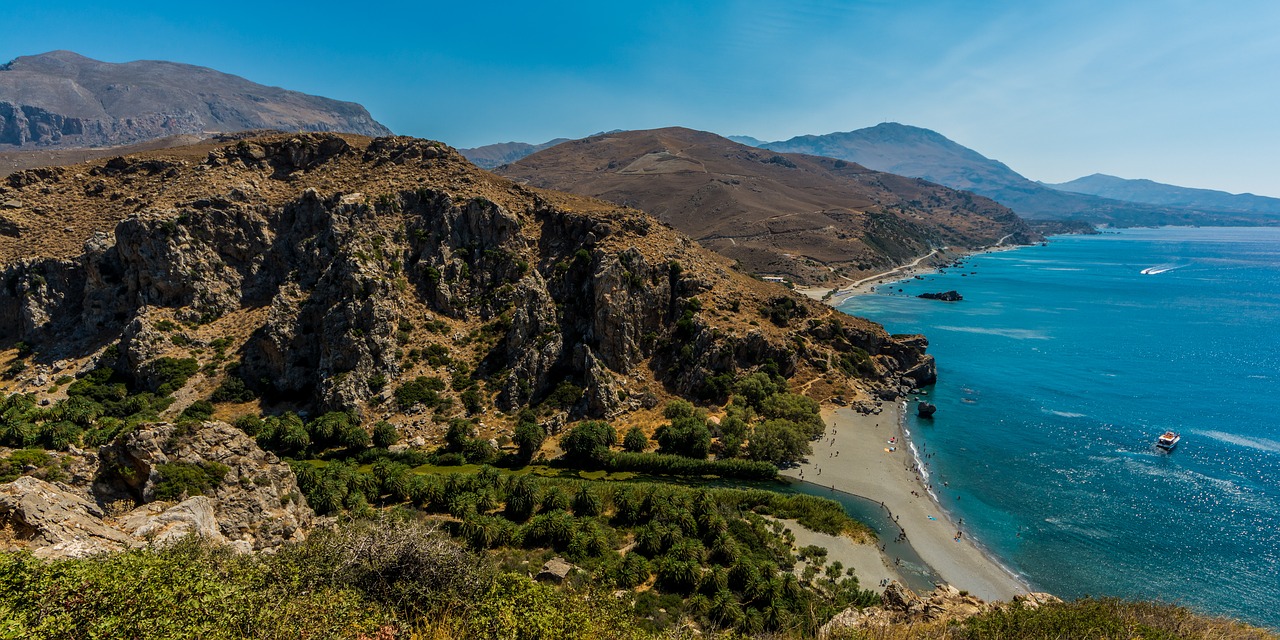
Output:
left=97, top=421, right=312, bottom=550
left=0, top=421, right=313, bottom=558
left=0, top=476, right=133, bottom=558
left=819, top=582, right=1062, bottom=638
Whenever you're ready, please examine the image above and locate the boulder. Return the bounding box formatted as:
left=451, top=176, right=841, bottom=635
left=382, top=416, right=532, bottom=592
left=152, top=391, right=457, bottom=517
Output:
left=535, top=556, right=576, bottom=582
left=96, top=421, right=314, bottom=551
left=0, top=476, right=132, bottom=558
left=917, top=402, right=937, bottom=418
left=818, top=581, right=1013, bottom=638
left=119, top=496, right=228, bottom=546
left=917, top=290, right=962, bottom=302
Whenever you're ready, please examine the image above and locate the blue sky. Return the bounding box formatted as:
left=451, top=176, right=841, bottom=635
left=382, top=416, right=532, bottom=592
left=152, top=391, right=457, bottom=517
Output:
left=3, top=0, right=1278, bottom=196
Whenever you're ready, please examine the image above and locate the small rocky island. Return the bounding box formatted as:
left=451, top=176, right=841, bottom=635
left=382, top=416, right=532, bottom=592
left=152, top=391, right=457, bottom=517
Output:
left=918, top=290, right=963, bottom=302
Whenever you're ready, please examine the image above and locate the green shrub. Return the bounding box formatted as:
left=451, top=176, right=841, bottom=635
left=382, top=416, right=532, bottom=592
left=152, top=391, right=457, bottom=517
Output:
left=179, top=400, right=215, bottom=422
left=152, top=461, right=230, bottom=501
left=371, top=421, right=399, bottom=449
left=560, top=421, right=616, bottom=468
left=151, top=357, right=200, bottom=396
left=622, top=426, right=649, bottom=453
left=395, top=376, right=447, bottom=410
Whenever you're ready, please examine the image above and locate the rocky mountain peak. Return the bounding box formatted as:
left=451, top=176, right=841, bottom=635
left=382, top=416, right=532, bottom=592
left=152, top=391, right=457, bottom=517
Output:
left=0, top=51, right=392, bottom=148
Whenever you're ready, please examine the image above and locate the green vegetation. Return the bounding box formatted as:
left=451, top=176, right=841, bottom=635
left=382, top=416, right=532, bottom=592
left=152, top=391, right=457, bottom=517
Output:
left=622, top=425, right=649, bottom=452
left=560, top=420, right=616, bottom=468
left=0, top=355, right=186, bottom=451
left=0, top=519, right=645, bottom=640
left=153, top=461, right=230, bottom=500
left=824, top=597, right=1277, bottom=640
left=289, top=458, right=875, bottom=635
left=394, top=375, right=447, bottom=410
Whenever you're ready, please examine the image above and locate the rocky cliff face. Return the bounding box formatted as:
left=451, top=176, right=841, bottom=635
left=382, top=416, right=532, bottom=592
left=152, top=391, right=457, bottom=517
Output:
left=0, top=133, right=931, bottom=431
left=0, top=51, right=391, bottom=149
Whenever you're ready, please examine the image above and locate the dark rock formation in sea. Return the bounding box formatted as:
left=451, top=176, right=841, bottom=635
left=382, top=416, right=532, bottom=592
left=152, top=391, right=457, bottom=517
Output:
left=917, top=402, right=937, bottom=418
left=918, top=291, right=962, bottom=302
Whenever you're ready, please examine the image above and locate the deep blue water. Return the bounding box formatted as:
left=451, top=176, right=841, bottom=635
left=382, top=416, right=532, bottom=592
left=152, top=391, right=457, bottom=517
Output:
left=839, top=227, right=1280, bottom=628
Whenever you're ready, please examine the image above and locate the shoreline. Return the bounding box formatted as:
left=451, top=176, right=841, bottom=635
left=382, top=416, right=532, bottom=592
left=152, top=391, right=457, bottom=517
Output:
left=790, top=239, right=1042, bottom=600
left=781, top=402, right=1032, bottom=601
left=796, top=240, right=1027, bottom=304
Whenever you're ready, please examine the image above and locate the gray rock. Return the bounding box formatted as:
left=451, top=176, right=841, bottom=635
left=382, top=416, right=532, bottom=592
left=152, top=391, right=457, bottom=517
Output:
left=119, top=496, right=228, bottom=546
left=96, top=421, right=314, bottom=551
left=536, top=556, right=576, bottom=582
left=0, top=476, right=132, bottom=558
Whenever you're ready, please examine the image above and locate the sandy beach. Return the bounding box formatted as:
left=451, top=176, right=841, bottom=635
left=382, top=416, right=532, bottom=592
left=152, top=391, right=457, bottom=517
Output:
left=795, top=239, right=1025, bottom=303
left=780, top=403, right=1031, bottom=601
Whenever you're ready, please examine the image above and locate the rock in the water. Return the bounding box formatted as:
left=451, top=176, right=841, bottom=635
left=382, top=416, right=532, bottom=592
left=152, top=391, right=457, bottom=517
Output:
left=918, top=290, right=962, bottom=302
left=918, top=402, right=937, bottom=418
left=0, top=476, right=132, bottom=558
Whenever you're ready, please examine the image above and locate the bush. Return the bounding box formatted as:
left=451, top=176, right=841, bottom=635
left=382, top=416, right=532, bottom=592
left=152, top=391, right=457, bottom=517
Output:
left=371, top=421, right=399, bottom=449
left=606, top=452, right=777, bottom=480
left=560, top=421, right=616, bottom=468
left=152, top=461, right=230, bottom=500
left=210, top=370, right=256, bottom=402
left=151, top=357, right=200, bottom=396
left=622, top=426, right=649, bottom=453
left=395, top=376, right=447, bottom=410
left=544, top=381, right=584, bottom=410
left=179, top=400, right=215, bottom=422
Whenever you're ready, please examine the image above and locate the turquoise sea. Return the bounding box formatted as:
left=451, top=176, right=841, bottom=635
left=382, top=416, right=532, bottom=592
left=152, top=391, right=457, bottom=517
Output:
left=838, top=227, right=1280, bottom=628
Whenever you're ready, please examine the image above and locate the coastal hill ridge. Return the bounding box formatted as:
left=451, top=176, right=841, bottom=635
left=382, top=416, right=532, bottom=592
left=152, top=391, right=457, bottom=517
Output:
left=754, top=123, right=1280, bottom=227
left=498, top=127, right=1038, bottom=286
left=1047, top=172, right=1280, bottom=216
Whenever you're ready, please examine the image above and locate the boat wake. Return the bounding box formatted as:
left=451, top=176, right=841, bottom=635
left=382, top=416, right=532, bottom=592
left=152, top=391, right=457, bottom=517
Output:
left=1196, top=430, right=1280, bottom=454
left=1140, top=263, right=1185, bottom=275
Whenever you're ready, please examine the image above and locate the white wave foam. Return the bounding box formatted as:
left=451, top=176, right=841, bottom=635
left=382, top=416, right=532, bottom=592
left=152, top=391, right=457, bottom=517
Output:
left=1196, top=430, right=1280, bottom=454
left=935, top=325, right=1050, bottom=340
left=1045, top=409, right=1086, bottom=418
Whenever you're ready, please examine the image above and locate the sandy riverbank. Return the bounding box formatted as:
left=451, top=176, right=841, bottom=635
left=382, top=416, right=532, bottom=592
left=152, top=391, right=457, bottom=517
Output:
left=780, top=403, right=1031, bottom=601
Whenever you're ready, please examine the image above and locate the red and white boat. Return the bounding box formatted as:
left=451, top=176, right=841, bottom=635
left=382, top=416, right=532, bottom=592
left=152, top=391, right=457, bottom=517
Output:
left=1156, top=431, right=1181, bottom=451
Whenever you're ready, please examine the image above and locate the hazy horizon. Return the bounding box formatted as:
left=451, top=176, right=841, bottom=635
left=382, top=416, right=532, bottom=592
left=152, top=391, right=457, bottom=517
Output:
left=2, top=0, right=1277, bottom=197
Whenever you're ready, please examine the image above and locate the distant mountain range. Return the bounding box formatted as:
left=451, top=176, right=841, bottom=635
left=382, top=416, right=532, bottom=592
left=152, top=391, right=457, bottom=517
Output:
left=1044, top=173, right=1280, bottom=216
left=0, top=50, right=391, bottom=148
left=473, top=123, right=1278, bottom=227
left=497, top=127, right=1037, bottom=285
left=753, top=123, right=1279, bottom=226
left=459, top=138, right=570, bottom=169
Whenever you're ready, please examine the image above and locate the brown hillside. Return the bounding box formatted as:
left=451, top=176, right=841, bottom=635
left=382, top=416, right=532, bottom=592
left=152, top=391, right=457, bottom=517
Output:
left=498, top=127, right=1038, bottom=285
left=0, top=133, right=933, bottom=446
